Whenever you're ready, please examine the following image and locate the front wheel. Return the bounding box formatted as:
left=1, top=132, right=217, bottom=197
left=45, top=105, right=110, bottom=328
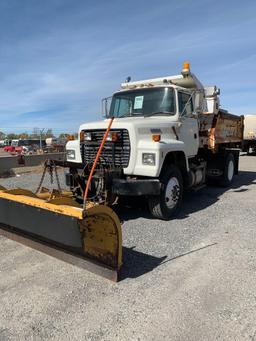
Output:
left=148, top=165, right=183, bottom=220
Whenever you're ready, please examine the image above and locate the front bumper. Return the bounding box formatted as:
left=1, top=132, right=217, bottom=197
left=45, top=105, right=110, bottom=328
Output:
left=112, top=178, right=161, bottom=196
left=65, top=171, right=161, bottom=196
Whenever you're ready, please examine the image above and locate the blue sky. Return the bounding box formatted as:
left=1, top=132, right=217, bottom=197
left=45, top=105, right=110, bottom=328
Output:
left=0, top=0, right=256, bottom=134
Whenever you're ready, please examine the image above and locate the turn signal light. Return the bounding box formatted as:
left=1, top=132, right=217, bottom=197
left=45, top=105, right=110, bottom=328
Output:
left=80, top=131, right=85, bottom=142
left=68, top=135, right=74, bottom=141
left=111, top=132, right=118, bottom=142
left=152, top=134, right=161, bottom=142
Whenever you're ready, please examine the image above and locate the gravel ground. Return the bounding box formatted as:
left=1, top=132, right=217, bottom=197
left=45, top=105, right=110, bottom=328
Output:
left=0, top=166, right=68, bottom=191
left=0, top=155, right=256, bottom=341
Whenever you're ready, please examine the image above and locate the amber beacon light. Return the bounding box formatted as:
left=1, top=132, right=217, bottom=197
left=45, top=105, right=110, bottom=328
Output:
left=182, top=61, right=190, bottom=74
left=152, top=134, right=161, bottom=142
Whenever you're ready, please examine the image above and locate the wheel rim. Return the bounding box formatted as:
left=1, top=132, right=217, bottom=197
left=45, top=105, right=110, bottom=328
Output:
left=227, top=160, right=234, bottom=181
left=165, top=177, right=180, bottom=209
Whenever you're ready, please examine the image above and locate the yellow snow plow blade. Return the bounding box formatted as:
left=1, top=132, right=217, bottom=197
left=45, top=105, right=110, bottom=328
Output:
left=0, top=187, right=122, bottom=281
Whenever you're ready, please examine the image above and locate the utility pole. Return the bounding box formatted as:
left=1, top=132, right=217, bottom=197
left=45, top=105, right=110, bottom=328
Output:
left=39, top=128, right=45, bottom=150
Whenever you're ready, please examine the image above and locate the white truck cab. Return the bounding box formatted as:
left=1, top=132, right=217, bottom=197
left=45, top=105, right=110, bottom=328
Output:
left=65, top=63, right=243, bottom=219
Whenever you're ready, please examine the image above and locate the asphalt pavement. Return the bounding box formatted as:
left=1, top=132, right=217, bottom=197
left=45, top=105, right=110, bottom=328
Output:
left=0, top=155, right=256, bottom=341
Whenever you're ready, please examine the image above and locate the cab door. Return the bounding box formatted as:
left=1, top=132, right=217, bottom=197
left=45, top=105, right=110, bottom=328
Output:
left=177, top=91, right=199, bottom=157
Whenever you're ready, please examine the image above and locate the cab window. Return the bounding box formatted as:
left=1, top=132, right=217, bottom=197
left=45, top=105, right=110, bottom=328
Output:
left=178, top=92, right=193, bottom=116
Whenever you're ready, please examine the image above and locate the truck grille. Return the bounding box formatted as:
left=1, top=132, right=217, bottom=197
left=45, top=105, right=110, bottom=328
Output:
left=80, top=129, right=130, bottom=168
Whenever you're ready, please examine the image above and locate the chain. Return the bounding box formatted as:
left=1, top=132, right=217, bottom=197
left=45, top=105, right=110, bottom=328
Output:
left=35, top=159, right=62, bottom=194
left=49, top=162, right=54, bottom=184
left=53, top=162, right=62, bottom=192
left=35, top=162, right=48, bottom=194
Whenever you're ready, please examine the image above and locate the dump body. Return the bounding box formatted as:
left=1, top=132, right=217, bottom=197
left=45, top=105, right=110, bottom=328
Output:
left=199, top=110, right=244, bottom=152
left=242, top=115, right=256, bottom=153
left=244, top=115, right=256, bottom=140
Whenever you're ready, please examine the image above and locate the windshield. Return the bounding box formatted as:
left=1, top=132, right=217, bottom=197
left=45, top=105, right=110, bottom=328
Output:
left=109, top=87, right=175, bottom=118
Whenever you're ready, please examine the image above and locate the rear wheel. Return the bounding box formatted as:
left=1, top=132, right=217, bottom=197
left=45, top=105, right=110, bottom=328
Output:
left=148, top=165, right=183, bottom=220
left=219, top=153, right=235, bottom=187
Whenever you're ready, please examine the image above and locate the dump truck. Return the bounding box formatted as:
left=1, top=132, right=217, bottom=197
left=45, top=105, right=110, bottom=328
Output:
left=242, top=115, right=256, bottom=154
left=65, top=62, right=244, bottom=220
left=0, top=62, right=244, bottom=281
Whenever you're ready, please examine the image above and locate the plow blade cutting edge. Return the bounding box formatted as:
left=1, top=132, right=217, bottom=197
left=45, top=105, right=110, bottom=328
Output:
left=0, top=187, right=122, bottom=281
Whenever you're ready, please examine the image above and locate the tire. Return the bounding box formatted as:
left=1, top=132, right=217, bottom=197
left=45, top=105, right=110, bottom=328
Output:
left=219, top=153, right=235, bottom=187
left=148, top=165, right=183, bottom=220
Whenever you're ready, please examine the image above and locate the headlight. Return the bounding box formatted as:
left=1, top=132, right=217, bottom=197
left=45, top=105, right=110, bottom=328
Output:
left=84, top=132, right=92, bottom=141
left=67, top=149, right=76, bottom=160
left=106, top=132, right=119, bottom=142
left=142, top=153, right=155, bottom=165
left=80, top=131, right=92, bottom=142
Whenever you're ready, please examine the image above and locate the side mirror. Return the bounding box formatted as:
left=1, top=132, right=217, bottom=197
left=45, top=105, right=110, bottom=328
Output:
left=101, top=96, right=112, bottom=118
left=194, top=91, right=203, bottom=113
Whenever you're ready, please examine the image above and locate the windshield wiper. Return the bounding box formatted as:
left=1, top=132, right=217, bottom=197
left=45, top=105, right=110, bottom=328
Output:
left=118, top=112, right=143, bottom=118
left=147, top=111, right=173, bottom=117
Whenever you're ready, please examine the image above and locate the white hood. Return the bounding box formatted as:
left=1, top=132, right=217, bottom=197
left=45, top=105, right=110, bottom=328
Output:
left=79, top=115, right=179, bottom=132
left=78, top=116, right=184, bottom=177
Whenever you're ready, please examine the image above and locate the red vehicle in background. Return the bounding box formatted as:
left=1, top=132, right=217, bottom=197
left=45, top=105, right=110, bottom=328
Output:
left=3, top=145, right=15, bottom=153
left=3, top=139, right=41, bottom=155
left=11, top=146, right=23, bottom=155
